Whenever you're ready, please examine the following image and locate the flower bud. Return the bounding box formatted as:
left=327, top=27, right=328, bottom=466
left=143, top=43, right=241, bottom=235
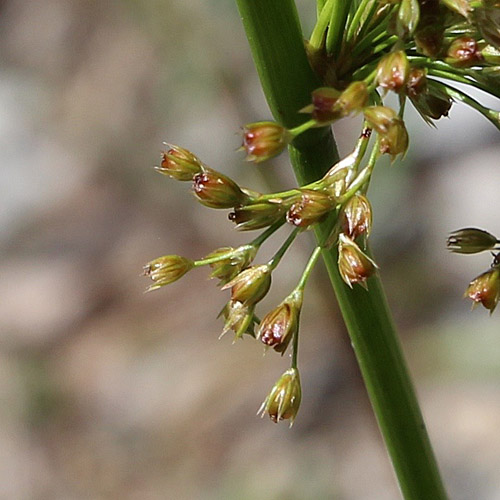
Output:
left=143, top=255, right=194, bottom=291
left=465, top=268, right=500, bottom=313
left=379, top=119, right=409, bottom=159
left=481, top=44, right=500, bottom=65
left=258, top=368, right=301, bottom=426
left=475, top=1, right=500, bottom=50
left=286, top=190, right=334, bottom=228
left=193, top=168, right=248, bottom=209
left=219, top=299, right=257, bottom=339
left=338, top=233, right=378, bottom=288
left=335, top=81, right=369, bottom=116
left=222, top=264, right=272, bottom=306
left=392, top=0, right=420, bottom=39
left=446, top=37, right=482, bottom=67
left=156, top=145, right=203, bottom=181
left=206, top=245, right=257, bottom=285
left=363, top=106, right=398, bottom=134
left=305, top=87, right=342, bottom=124
left=258, top=289, right=303, bottom=354
left=320, top=154, right=358, bottom=198
left=406, top=68, right=427, bottom=99
left=441, top=0, right=471, bottom=19
left=341, top=193, right=373, bottom=240
left=229, top=200, right=287, bottom=231
left=447, top=228, right=498, bottom=254
left=376, top=50, right=410, bottom=92
left=241, top=121, right=291, bottom=163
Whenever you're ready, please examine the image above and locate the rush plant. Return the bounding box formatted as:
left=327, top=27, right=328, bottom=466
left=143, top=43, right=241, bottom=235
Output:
left=145, top=1, right=500, bottom=498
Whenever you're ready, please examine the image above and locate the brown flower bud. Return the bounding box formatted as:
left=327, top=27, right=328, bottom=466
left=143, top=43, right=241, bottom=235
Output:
left=341, top=193, right=373, bottom=240
left=258, top=289, right=303, bottom=354
left=143, top=255, right=194, bottom=291
left=376, top=50, right=410, bottom=92
left=156, top=145, right=203, bottom=181
left=446, top=37, right=482, bottom=67
left=286, top=190, right=334, bottom=228
left=338, top=233, right=378, bottom=288
left=335, top=81, right=369, bottom=116
left=206, top=245, right=257, bottom=286
left=241, top=122, right=291, bottom=163
left=193, top=168, right=248, bottom=209
left=406, top=68, right=427, bottom=99
left=222, top=264, right=272, bottom=306
left=447, top=228, right=498, bottom=254
left=305, top=87, right=342, bottom=123
left=363, top=106, right=399, bottom=134
left=465, top=268, right=500, bottom=313
left=258, top=368, right=302, bottom=426
left=219, top=299, right=257, bottom=339
left=320, top=154, right=358, bottom=198
left=229, top=200, right=288, bottom=231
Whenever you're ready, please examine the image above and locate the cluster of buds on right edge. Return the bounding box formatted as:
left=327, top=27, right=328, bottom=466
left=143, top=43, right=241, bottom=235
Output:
left=448, top=227, right=500, bottom=313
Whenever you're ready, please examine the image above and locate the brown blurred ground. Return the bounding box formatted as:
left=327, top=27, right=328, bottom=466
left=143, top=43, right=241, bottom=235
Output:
left=1, top=1, right=500, bottom=499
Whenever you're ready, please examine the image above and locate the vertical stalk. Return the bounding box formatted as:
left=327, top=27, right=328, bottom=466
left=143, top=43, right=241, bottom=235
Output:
left=235, top=1, right=448, bottom=499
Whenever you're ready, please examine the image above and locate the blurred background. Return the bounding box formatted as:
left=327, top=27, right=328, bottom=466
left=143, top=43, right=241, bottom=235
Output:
left=1, top=1, right=500, bottom=499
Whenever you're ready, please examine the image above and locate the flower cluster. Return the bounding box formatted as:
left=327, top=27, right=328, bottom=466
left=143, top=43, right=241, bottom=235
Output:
left=447, top=228, right=500, bottom=313
left=146, top=0, right=500, bottom=425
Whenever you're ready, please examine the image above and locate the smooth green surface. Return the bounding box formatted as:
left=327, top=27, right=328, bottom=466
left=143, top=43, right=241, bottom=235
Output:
left=235, top=1, right=448, bottom=499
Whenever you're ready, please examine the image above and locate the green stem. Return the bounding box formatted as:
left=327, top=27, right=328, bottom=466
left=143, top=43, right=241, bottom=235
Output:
left=297, top=246, right=323, bottom=290
left=268, top=228, right=301, bottom=269
left=236, top=1, right=448, bottom=499
left=326, top=0, right=352, bottom=57
left=310, top=0, right=334, bottom=50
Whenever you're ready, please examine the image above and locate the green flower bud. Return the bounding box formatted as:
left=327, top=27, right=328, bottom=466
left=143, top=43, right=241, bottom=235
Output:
left=156, top=144, right=203, bottom=181
left=258, top=368, right=302, bottom=426
left=219, top=299, right=257, bottom=339
left=341, top=193, right=373, bottom=240
left=447, top=228, right=498, bottom=254
left=446, top=37, right=482, bottom=67
left=193, top=168, right=248, bottom=209
left=143, top=255, right=194, bottom=291
left=392, top=0, right=420, bottom=39
left=258, top=289, right=303, bottom=354
left=363, top=106, right=399, bottom=134
left=320, top=155, right=357, bottom=198
left=441, top=0, right=471, bottom=19
left=335, top=81, right=369, bottom=116
left=286, top=189, right=334, bottom=228
left=229, top=200, right=288, bottom=231
left=474, top=0, right=500, bottom=50
left=241, top=121, right=291, bottom=163
left=222, top=264, right=272, bottom=306
left=376, top=50, right=410, bottom=92
left=206, top=245, right=257, bottom=286
left=465, top=267, right=500, bottom=313
left=481, top=44, right=500, bottom=65
left=338, top=233, right=378, bottom=288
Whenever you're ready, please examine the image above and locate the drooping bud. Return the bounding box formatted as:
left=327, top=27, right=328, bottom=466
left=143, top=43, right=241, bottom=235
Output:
left=410, top=84, right=453, bottom=124
left=241, top=121, right=291, bottom=163
left=341, top=193, right=373, bottom=240
left=222, top=264, right=272, bottom=306
left=156, top=145, right=203, bottom=181
left=143, top=255, right=194, bottom=291
left=465, top=268, right=500, bottom=313
left=338, top=233, right=378, bottom=288
left=364, top=106, right=409, bottom=159
left=258, top=289, right=303, bottom=354
left=229, top=200, right=288, bottom=231
left=286, top=189, right=335, bottom=228
left=446, top=37, right=482, bottom=67
left=193, top=168, right=248, bottom=209
left=447, top=228, right=498, bottom=254
left=258, top=368, right=302, bottom=426
left=219, top=299, right=257, bottom=339
left=376, top=50, right=410, bottom=92
left=205, top=245, right=257, bottom=286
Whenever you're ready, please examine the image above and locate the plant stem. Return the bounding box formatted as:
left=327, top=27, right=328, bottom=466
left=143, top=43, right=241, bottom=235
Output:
left=235, top=1, right=448, bottom=499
